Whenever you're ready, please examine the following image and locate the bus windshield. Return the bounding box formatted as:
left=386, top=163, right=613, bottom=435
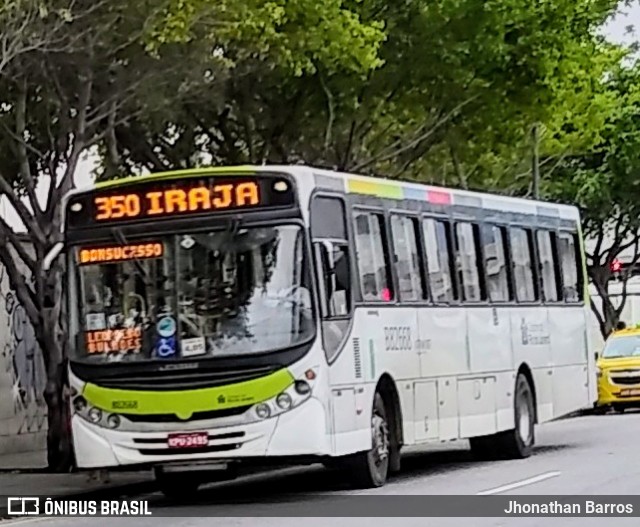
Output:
left=72, top=224, right=314, bottom=362
left=602, top=335, right=640, bottom=359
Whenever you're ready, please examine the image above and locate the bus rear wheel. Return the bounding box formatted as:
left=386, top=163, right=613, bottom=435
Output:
left=346, top=392, right=391, bottom=488
left=470, top=374, right=535, bottom=460
left=500, top=373, right=535, bottom=458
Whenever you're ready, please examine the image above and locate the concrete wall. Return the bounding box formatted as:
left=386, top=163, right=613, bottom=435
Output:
left=0, top=259, right=47, bottom=466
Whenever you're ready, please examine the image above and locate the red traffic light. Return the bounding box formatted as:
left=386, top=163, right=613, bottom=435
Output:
left=611, top=259, right=622, bottom=272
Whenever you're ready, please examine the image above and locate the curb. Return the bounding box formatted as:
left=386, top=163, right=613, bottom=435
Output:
left=0, top=480, right=158, bottom=520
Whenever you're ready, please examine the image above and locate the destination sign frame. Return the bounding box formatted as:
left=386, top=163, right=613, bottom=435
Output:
left=66, top=174, right=296, bottom=229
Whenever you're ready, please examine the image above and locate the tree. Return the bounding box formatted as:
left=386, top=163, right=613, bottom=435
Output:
left=0, top=0, right=385, bottom=470
left=106, top=0, right=622, bottom=182
left=544, top=62, right=640, bottom=338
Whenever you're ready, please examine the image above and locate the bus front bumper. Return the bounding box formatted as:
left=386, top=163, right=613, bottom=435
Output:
left=73, top=397, right=329, bottom=468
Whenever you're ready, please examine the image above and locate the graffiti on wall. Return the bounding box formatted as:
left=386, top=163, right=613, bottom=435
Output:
left=0, top=265, right=47, bottom=434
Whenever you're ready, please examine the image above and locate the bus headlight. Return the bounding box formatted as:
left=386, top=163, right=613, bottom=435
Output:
left=255, top=404, right=271, bottom=419
left=251, top=376, right=314, bottom=421
left=106, top=414, right=121, bottom=429
left=276, top=393, right=292, bottom=410
left=73, top=396, right=87, bottom=413
left=88, top=408, right=102, bottom=423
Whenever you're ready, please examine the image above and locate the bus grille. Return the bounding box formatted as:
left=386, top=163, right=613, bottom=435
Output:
left=137, top=444, right=241, bottom=456
left=121, top=406, right=251, bottom=423
left=92, top=366, right=278, bottom=391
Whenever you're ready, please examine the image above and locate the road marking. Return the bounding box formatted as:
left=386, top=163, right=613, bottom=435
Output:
left=477, top=471, right=561, bottom=495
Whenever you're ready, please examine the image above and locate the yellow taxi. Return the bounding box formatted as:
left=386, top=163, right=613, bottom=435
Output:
left=596, top=325, right=640, bottom=413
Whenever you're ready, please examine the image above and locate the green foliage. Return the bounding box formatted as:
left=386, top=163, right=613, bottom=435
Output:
left=100, top=0, right=625, bottom=189
left=143, top=0, right=386, bottom=75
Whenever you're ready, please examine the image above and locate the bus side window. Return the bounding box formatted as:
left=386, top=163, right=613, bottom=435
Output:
left=317, top=242, right=351, bottom=317
left=454, top=221, right=485, bottom=302
left=311, top=195, right=353, bottom=362
left=536, top=230, right=560, bottom=302
left=557, top=232, right=581, bottom=303
left=422, top=218, right=456, bottom=302
left=509, top=227, right=538, bottom=302
left=481, top=224, right=511, bottom=303
left=391, top=215, right=425, bottom=301
left=354, top=211, right=394, bottom=302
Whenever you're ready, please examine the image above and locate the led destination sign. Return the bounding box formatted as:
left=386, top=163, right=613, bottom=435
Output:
left=77, top=242, right=164, bottom=265
left=66, top=174, right=296, bottom=228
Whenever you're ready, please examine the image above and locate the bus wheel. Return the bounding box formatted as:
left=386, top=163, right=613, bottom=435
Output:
left=155, top=471, right=201, bottom=500
left=348, top=392, right=390, bottom=488
left=499, top=374, right=535, bottom=459
left=613, top=404, right=626, bottom=414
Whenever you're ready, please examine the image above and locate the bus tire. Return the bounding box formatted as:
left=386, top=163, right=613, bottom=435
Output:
left=498, top=373, right=535, bottom=459
left=347, top=392, right=390, bottom=488
left=155, top=472, right=201, bottom=500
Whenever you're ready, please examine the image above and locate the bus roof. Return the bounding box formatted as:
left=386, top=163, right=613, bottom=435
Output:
left=78, top=164, right=579, bottom=222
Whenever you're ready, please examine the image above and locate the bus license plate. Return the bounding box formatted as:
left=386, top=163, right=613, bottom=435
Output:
left=620, top=389, right=640, bottom=396
left=167, top=432, right=209, bottom=449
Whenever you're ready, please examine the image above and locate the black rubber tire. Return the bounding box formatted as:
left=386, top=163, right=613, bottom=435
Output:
left=155, top=472, right=201, bottom=500
left=469, top=374, right=535, bottom=460
left=613, top=404, right=626, bottom=414
left=347, top=392, right=391, bottom=488
left=498, top=374, right=535, bottom=458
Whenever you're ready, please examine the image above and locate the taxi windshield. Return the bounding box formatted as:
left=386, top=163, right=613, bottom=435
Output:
left=602, top=334, right=640, bottom=359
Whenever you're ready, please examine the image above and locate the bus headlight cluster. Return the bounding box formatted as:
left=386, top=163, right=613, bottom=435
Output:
left=253, top=379, right=313, bottom=420
left=72, top=395, right=122, bottom=429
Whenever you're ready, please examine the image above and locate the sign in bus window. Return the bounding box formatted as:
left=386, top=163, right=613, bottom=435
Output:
left=85, top=327, right=143, bottom=355
left=66, top=174, right=296, bottom=228
left=77, top=242, right=164, bottom=265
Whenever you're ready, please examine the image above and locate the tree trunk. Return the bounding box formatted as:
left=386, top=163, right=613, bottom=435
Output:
left=43, top=357, right=75, bottom=472
left=589, top=266, right=618, bottom=339
left=38, top=274, right=75, bottom=473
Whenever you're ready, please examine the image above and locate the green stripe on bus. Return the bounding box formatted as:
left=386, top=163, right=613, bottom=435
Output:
left=82, top=368, right=294, bottom=420
left=347, top=179, right=403, bottom=199
left=95, top=166, right=257, bottom=190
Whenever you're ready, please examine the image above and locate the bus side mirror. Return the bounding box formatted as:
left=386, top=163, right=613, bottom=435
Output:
left=43, top=242, right=64, bottom=271
left=594, top=351, right=599, bottom=361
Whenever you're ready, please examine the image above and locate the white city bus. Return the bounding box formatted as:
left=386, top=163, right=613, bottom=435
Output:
left=48, top=165, right=596, bottom=495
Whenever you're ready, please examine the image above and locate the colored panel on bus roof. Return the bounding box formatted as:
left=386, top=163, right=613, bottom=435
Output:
left=426, top=190, right=451, bottom=205
left=452, top=194, right=481, bottom=208
left=402, top=187, right=427, bottom=201
left=314, top=173, right=345, bottom=192
left=347, top=179, right=403, bottom=199
left=536, top=205, right=560, bottom=217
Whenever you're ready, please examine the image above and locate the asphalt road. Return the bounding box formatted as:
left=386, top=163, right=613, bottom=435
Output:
left=7, top=410, right=640, bottom=527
